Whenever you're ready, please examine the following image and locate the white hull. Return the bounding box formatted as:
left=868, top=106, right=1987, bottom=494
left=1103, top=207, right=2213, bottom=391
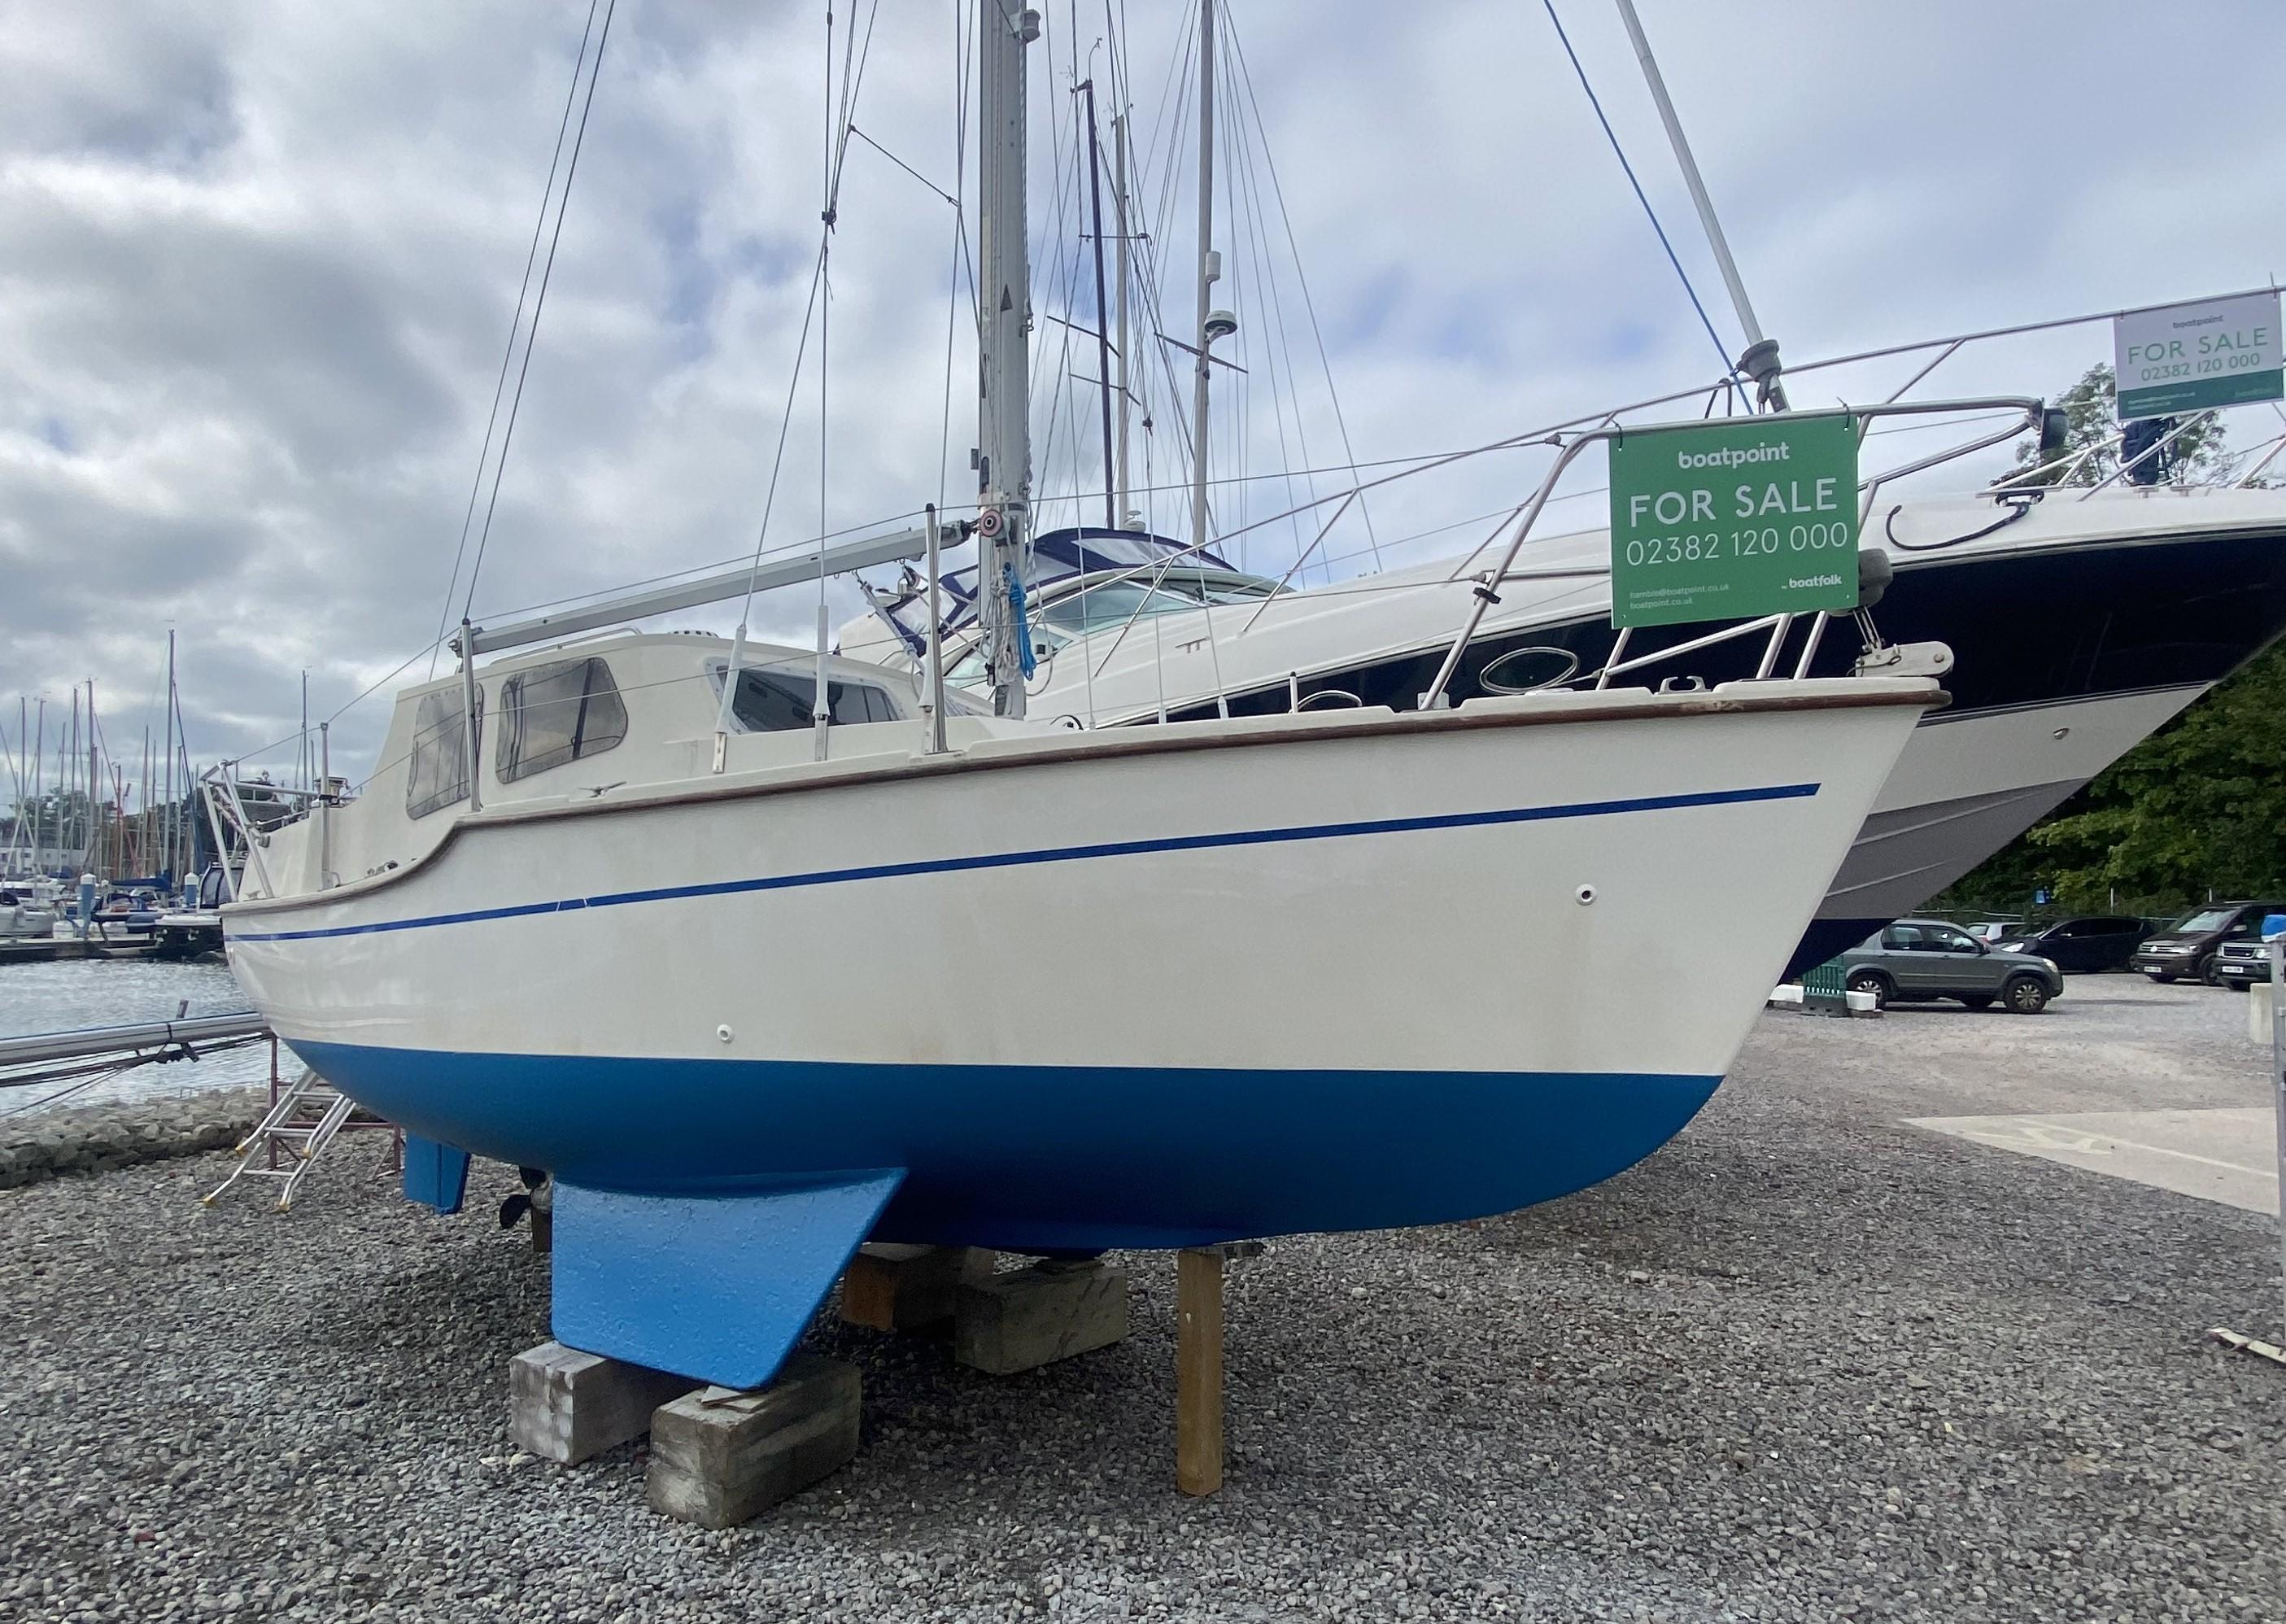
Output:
left=225, top=677, right=1929, bottom=1244
left=232, top=688, right=1910, bottom=1079
left=1821, top=686, right=2201, bottom=924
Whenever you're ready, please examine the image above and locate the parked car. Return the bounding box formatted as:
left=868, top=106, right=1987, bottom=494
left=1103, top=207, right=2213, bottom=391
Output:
left=2129, top=901, right=2286, bottom=985
left=2214, top=938, right=2275, bottom=989
left=1964, top=921, right=2018, bottom=943
left=1839, top=919, right=2065, bottom=1014
left=1988, top=915, right=2154, bottom=975
left=2211, top=914, right=2286, bottom=990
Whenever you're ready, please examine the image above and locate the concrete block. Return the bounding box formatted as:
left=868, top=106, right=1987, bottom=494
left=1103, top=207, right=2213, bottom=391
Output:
left=510, top=1341, right=700, bottom=1466
left=646, top=1354, right=862, bottom=1528
left=953, top=1259, right=1129, bottom=1375
left=840, top=1243, right=965, bottom=1331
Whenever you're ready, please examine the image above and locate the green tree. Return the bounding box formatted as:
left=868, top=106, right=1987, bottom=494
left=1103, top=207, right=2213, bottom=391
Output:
left=1935, top=641, right=2286, bottom=917
left=2006, top=363, right=2227, bottom=487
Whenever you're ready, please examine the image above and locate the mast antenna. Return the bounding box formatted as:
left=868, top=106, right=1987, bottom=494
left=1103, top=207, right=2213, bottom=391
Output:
left=1610, top=0, right=1788, bottom=410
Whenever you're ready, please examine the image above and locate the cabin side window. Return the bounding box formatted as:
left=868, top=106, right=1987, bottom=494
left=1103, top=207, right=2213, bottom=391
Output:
left=406, top=688, right=484, bottom=819
left=496, top=657, right=630, bottom=784
left=718, top=666, right=901, bottom=731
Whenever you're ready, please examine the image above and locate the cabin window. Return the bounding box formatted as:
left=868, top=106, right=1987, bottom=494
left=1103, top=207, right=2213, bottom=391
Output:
left=406, top=688, right=484, bottom=819
left=496, top=657, right=630, bottom=784
left=717, top=666, right=901, bottom=731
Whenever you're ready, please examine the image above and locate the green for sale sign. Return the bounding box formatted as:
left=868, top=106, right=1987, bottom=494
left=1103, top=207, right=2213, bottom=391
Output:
left=1608, top=413, right=1861, bottom=629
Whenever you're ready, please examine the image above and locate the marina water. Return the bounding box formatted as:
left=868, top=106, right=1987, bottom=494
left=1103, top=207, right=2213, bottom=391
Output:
left=1, top=958, right=272, bottom=1116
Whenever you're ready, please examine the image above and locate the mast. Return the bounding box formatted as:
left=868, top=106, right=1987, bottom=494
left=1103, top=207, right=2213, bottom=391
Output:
left=1185, top=0, right=1235, bottom=721
left=1610, top=0, right=1786, bottom=409
left=976, top=0, right=1040, bottom=718
left=68, top=688, right=81, bottom=867
left=1081, top=78, right=1117, bottom=532
left=1111, top=109, right=1135, bottom=528
left=85, top=679, right=98, bottom=876
left=1186, top=0, right=1219, bottom=578
left=164, top=631, right=177, bottom=883
left=30, top=700, right=41, bottom=869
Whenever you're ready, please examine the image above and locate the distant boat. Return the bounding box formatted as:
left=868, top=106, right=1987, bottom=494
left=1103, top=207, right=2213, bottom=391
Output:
left=0, top=887, right=58, bottom=941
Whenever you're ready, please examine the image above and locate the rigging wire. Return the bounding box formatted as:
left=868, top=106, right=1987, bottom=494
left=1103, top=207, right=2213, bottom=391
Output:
left=1538, top=0, right=1736, bottom=386
left=937, top=0, right=975, bottom=518
left=1224, top=15, right=1382, bottom=573
left=845, top=125, right=956, bottom=205
left=719, top=0, right=879, bottom=714
left=458, top=0, right=618, bottom=626
left=1219, top=26, right=1302, bottom=580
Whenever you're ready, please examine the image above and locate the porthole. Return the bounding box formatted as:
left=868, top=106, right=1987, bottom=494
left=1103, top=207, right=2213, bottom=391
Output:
left=1479, top=646, right=1581, bottom=694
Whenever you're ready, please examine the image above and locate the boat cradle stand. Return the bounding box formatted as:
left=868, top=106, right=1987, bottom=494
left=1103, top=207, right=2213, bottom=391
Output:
left=473, top=1158, right=1260, bottom=1516
left=503, top=1170, right=905, bottom=1521
left=839, top=1238, right=1263, bottom=1500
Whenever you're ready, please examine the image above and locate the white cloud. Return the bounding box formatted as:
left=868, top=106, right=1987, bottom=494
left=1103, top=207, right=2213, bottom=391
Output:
left=2, top=0, right=2281, bottom=787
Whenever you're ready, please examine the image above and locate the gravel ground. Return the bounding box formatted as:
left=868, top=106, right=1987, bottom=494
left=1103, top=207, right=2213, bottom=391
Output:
left=0, top=1089, right=264, bottom=1190
left=2, top=978, right=2280, bottom=1622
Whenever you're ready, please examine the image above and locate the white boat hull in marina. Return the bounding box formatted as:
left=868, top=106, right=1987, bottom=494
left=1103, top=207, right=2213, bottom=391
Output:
left=1802, top=683, right=2203, bottom=959
left=222, top=660, right=1930, bottom=1383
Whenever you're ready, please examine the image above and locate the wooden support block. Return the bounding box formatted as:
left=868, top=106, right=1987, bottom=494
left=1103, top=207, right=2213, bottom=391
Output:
left=646, top=1354, right=862, bottom=1528
left=840, top=1243, right=969, bottom=1331
left=1176, top=1248, right=1225, bottom=1496
left=509, top=1341, right=699, bottom=1466
left=953, top=1259, right=1128, bottom=1375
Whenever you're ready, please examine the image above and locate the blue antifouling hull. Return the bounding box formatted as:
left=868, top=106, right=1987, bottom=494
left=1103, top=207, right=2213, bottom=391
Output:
left=294, top=1039, right=1718, bottom=1252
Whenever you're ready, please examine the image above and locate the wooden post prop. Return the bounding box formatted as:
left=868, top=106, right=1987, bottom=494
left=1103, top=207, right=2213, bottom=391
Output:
left=1176, top=1241, right=1263, bottom=1495
left=1176, top=1248, right=1224, bottom=1495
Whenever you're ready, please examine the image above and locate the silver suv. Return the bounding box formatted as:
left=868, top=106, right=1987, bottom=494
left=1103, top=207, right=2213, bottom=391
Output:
left=1838, top=919, right=2065, bottom=1014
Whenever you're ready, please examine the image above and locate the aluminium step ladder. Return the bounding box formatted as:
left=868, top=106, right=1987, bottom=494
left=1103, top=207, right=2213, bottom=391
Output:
left=202, top=1066, right=369, bottom=1211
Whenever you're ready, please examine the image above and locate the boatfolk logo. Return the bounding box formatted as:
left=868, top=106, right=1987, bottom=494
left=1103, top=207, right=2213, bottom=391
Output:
left=1607, top=413, right=1861, bottom=631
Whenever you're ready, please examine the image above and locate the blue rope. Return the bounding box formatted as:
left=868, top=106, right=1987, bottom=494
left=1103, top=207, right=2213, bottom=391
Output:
left=1006, top=565, right=1037, bottom=679
left=1541, top=0, right=1737, bottom=379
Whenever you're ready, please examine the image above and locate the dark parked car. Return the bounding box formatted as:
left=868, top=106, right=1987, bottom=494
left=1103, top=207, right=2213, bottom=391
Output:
left=1839, top=919, right=2065, bottom=1014
left=2129, top=901, right=2286, bottom=985
left=2214, top=937, right=2277, bottom=989
left=1989, top=915, right=2154, bottom=975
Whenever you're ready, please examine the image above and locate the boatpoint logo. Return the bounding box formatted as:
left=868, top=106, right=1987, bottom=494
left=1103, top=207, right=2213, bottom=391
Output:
left=1676, top=442, right=1791, bottom=470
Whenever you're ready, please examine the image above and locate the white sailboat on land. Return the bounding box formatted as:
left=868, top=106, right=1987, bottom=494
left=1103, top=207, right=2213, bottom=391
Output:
left=216, top=2, right=1937, bottom=1388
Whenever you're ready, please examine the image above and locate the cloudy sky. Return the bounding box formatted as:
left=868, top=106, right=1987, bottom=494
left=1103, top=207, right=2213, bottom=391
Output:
left=3, top=0, right=2282, bottom=791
